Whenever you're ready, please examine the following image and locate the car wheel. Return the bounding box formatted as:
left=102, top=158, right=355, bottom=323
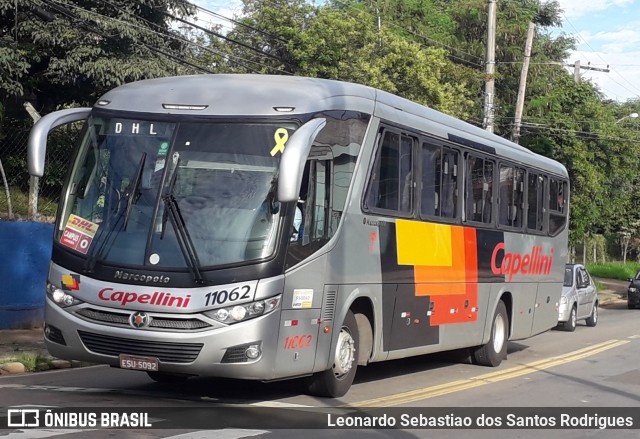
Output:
left=562, top=305, right=577, bottom=332
left=628, top=302, right=636, bottom=310
left=585, top=302, right=598, bottom=327
left=473, top=300, right=508, bottom=367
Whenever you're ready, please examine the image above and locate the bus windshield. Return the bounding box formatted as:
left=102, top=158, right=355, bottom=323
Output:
left=59, top=115, right=295, bottom=270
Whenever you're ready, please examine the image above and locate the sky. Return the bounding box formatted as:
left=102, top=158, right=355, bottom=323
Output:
left=191, top=0, right=640, bottom=103
left=557, top=0, right=640, bottom=102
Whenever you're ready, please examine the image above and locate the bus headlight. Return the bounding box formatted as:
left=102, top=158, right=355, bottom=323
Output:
left=46, top=282, right=83, bottom=308
left=204, top=295, right=281, bottom=324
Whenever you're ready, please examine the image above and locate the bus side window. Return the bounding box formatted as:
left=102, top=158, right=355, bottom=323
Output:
left=499, top=165, right=513, bottom=227
left=420, top=142, right=458, bottom=220
left=466, top=155, right=493, bottom=224
left=548, top=178, right=567, bottom=236
left=420, top=143, right=440, bottom=217
left=366, top=129, right=413, bottom=215
left=527, top=172, right=544, bottom=232
left=441, top=149, right=458, bottom=218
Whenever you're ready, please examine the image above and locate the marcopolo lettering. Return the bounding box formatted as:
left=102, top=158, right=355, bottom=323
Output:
left=114, top=270, right=170, bottom=284
left=491, top=242, right=554, bottom=282
left=98, top=287, right=191, bottom=308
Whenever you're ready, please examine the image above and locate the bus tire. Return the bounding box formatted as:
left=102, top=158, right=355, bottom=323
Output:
left=307, top=310, right=359, bottom=398
left=147, top=371, right=189, bottom=383
left=473, top=300, right=508, bottom=367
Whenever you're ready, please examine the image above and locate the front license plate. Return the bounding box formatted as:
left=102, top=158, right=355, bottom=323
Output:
left=119, top=354, right=159, bottom=371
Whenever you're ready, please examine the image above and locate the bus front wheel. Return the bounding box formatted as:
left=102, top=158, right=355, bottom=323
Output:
left=307, top=310, right=359, bottom=398
left=473, top=300, right=508, bottom=367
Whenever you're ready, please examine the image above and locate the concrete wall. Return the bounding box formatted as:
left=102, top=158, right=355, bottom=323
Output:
left=0, top=222, right=53, bottom=329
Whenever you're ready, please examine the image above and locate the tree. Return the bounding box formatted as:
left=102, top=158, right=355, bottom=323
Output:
left=0, top=0, right=197, bottom=117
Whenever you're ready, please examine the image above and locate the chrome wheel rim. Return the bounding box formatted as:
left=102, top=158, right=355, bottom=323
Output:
left=333, top=328, right=355, bottom=378
left=492, top=313, right=506, bottom=353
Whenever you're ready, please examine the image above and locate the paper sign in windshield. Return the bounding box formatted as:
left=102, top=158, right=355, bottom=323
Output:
left=60, top=214, right=99, bottom=255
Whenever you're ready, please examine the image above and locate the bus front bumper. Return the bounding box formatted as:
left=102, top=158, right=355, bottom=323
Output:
left=43, top=297, right=284, bottom=380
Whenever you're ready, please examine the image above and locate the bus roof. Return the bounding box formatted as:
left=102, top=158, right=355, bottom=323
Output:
left=96, top=74, right=567, bottom=178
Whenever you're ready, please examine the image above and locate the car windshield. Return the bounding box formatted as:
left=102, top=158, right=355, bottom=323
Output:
left=563, top=267, right=573, bottom=287
left=58, top=115, right=296, bottom=270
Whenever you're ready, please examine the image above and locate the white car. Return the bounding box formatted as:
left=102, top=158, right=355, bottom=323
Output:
left=557, top=263, right=598, bottom=331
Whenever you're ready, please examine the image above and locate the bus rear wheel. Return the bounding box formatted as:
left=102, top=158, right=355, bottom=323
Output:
left=307, top=310, right=359, bottom=398
left=473, top=300, right=508, bottom=367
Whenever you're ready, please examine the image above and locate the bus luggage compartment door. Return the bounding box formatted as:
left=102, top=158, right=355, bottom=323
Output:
left=386, top=284, right=439, bottom=351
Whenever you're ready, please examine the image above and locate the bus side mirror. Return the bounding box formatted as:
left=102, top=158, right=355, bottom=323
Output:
left=28, top=107, right=91, bottom=177
left=277, top=118, right=326, bottom=203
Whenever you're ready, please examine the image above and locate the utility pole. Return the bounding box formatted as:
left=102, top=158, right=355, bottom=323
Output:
left=24, top=102, right=42, bottom=220
left=483, top=0, right=497, bottom=133
left=571, top=60, right=610, bottom=82
left=511, top=22, right=535, bottom=144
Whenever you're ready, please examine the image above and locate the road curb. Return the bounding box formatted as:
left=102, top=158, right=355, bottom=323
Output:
left=0, top=356, right=79, bottom=375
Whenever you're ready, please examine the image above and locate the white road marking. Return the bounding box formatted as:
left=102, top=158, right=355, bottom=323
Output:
left=162, top=430, right=268, bottom=439
left=248, top=401, right=311, bottom=408
left=0, top=429, right=96, bottom=438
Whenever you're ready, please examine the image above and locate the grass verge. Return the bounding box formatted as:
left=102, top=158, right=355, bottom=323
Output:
left=0, top=353, right=52, bottom=372
left=586, top=261, right=640, bottom=280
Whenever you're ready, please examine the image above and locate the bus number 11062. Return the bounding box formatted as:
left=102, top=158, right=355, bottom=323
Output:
left=204, top=285, right=252, bottom=307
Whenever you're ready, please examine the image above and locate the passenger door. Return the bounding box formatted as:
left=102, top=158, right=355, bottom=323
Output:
left=577, top=267, right=594, bottom=318
left=286, top=147, right=334, bottom=267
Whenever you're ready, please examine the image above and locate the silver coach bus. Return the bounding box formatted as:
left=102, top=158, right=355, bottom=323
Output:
left=28, top=75, right=569, bottom=397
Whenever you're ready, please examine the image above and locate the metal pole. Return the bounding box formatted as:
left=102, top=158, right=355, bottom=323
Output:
left=483, top=0, right=497, bottom=133
left=511, top=22, right=535, bottom=144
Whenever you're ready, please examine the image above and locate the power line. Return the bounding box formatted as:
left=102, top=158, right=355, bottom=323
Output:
left=562, top=14, right=640, bottom=99
left=93, top=0, right=289, bottom=75
left=34, top=0, right=213, bottom=73
left=36, top=0, right=288, bottom=76
left=168, top=12, right=292, bottom=68
left=189, top=2, right=290, bottom=46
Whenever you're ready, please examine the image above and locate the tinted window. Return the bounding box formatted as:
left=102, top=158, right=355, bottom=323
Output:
left=466, top=155, right=494, bottom=224
left=366, top=130, right=414, bottom=214
left=549, top=178, right=568, bottom=236
left=564, top=267, right=573, bottom=287
left=421, top=143, right=458, bottom=219
left=498, top=165, right=525, bottom=228
left=527, top=172, right=544, bottom=232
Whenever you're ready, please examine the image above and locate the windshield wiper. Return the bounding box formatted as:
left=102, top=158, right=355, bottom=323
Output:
left=123, top=152, right=146, bottom=231
left=84, top=153, right=146, bottom=273
left=161, top=158, right=205, bottom=285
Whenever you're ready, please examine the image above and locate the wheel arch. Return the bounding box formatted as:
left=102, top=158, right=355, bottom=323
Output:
left=499, top=292, right=513, bottom=339
left=350, top=296, right=374, bottom=366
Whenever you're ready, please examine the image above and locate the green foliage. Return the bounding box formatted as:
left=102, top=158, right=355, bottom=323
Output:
left=0, top=0, right=196, bottom=114
left=1, top=0, right=639, bottom=265
left=586, top=262, right=640, bottom=281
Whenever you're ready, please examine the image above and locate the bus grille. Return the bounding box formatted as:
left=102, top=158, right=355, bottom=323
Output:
left=221, top=345, right=250, bottom=363
left=75, top=308, right=212, bottom=331
left=78, top=331, right=203, bottom=363
left=322, top=290, right=337, bottom=322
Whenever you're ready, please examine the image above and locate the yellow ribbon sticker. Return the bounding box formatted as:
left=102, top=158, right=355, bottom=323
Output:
left=270, top=128, right=289, bottom=156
